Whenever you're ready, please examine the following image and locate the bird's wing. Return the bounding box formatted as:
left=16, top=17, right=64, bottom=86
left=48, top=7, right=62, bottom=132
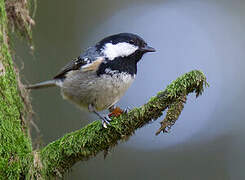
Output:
left=54, top=48, right=104, bottom=79
left=54, top=56, right=87, bottom=79
left=80, top=57, right=104, bottom=72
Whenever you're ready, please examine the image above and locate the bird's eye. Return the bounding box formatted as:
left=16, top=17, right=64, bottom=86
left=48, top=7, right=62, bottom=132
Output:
left=129, top=40, right=134, bottom=44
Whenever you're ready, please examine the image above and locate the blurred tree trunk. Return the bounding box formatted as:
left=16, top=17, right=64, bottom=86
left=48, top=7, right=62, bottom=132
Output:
left=0, top=0, right=208, bottom=179
left=0, top=0, right=35, bottom=179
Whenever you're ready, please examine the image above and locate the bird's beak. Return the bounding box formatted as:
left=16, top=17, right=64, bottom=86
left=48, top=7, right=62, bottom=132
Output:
left=140, top=45, right=156, bottom=53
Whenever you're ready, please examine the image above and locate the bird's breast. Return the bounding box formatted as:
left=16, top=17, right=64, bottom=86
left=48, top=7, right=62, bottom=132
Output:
left=61, top=70, right=135, bottom=111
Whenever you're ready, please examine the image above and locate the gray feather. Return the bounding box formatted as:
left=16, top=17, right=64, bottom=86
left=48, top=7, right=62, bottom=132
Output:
left=26, top=80, right=57, bottom=89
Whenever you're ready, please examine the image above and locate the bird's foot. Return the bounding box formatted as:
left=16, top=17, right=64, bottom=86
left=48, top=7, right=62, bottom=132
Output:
left=101, top=115, right=111, bottom=128
left=89, top=104, right=112, bottom=128
left=123, top=106, right=131, bottom=113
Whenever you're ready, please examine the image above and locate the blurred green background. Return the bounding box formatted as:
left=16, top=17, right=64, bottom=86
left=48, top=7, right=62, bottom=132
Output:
left=15, top=0, right=245, bottom=179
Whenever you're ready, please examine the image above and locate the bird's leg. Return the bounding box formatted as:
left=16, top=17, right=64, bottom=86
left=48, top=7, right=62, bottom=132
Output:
left=88, top=104, right=111, bottom=128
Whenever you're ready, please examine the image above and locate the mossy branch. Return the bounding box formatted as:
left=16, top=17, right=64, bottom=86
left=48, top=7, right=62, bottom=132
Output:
left=40, top=70, right=208, bottom=178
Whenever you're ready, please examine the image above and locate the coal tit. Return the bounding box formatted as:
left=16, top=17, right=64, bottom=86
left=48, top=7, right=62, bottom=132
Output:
left=27, top=33, right=155, bottom=127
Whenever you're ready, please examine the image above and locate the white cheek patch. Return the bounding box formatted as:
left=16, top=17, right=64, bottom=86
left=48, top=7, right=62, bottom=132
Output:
left=102, top=42, right=138, bottom=60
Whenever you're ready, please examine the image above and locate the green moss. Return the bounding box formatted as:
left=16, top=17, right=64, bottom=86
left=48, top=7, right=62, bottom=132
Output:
left=165, top=70, right=209, bottom=98
left=0, top=0, right=33, bottom=179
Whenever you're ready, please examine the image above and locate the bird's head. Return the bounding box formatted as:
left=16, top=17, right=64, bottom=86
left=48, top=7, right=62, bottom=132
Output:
left=96, top=33, right=155, bottom=62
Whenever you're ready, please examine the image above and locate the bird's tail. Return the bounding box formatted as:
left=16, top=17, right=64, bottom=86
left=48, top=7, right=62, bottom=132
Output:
left=26, top=80, right=57, bottom=90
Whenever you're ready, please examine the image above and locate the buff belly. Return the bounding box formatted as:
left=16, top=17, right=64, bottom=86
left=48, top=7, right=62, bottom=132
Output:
left=60, top=70, right=134, bottom=111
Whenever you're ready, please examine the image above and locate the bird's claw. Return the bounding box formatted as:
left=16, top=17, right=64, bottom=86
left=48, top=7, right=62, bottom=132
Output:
left=101, top=115, right=111, bottom=128
left=123, top=106, right=131, bottom=113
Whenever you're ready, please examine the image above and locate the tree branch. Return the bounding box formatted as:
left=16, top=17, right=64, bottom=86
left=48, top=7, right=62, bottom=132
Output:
left=39, top=70, right=208, bottom=178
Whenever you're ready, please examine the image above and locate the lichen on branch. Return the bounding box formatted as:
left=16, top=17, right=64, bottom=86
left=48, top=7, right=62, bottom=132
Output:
left=40, top=70, right=208, bottom=178
left=5, top=0, right=35, bottom=42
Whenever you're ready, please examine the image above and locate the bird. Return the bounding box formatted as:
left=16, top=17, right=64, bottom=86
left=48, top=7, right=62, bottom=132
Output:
left=26, top=33, right=156, bottom=128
